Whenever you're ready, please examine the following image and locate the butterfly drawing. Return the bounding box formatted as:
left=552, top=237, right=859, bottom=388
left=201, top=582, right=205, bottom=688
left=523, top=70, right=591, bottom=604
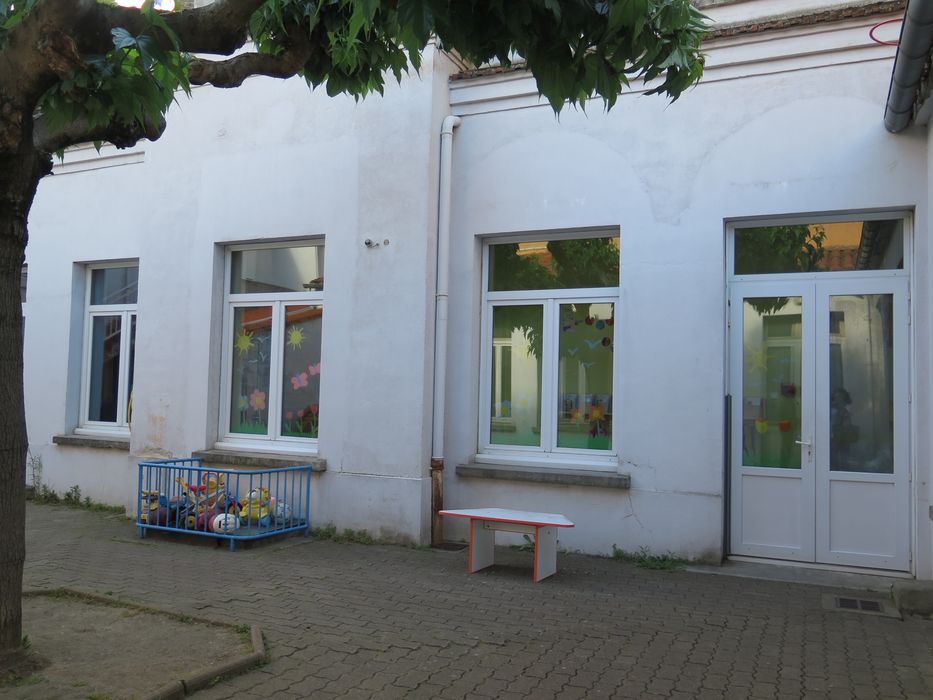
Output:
left=308, top=362, right=321, bottom=376
left=584, top=339, right=602, bottom=349
left=580, top=361, right=596, bottom=369
left=291, top=372, right=309, bottom=390
left=566, top=347, right=579, bottom=357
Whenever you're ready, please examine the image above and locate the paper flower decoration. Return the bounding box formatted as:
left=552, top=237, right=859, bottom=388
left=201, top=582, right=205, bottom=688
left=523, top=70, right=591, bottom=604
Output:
left=249, top=389, right=266, bottom=411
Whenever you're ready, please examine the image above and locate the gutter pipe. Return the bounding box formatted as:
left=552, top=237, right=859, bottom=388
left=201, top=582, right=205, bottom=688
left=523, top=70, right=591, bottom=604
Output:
left=884, top=0, right=933, bottom=133
left=430, top=114, right=461, bottom=546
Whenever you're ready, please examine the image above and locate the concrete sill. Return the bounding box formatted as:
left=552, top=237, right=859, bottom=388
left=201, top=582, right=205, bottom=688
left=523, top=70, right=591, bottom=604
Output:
left=52, top=434, right=130, bottom=451
left=192, top=449, right=326, bottom=472
left=456, top=462, right=630, bottom=489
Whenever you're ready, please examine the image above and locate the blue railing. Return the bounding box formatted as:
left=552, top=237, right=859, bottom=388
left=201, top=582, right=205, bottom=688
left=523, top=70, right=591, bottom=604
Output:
left=137, top=458, right=312, bottom=551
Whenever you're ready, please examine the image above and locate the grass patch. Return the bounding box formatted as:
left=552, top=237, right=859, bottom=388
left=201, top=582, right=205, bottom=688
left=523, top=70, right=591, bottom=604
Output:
left=311, top=524, right=434, bottom=550
left=612, top=545, right=685, bottom=571
left=30, top=483, right=124, bottom=515
left=509, top=534, right=535, bottom=552
left=311, top=525, right=374, bottom=545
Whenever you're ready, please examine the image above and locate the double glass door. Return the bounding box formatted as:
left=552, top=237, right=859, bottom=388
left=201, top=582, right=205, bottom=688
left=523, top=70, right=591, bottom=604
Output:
left=729, top=278, right=909, bottom=570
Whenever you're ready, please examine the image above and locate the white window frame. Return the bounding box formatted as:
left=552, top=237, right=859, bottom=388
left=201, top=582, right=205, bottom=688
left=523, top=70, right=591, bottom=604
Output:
left=217, top=240, right=324, bottom=453
left=77, top=262, right=138, bottom=435
left=477, top=231, right=620, bottom=468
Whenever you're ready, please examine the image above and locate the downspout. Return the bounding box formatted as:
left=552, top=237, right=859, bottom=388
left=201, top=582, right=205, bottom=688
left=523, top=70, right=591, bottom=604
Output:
left=884, top=0, right=933, bottom=133
left=431, top=114, right=461, bottom=547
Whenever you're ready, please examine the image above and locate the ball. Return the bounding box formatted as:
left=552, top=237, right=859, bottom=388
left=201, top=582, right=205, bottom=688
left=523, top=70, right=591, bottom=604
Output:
left=212, top=513, right=239, bottom=534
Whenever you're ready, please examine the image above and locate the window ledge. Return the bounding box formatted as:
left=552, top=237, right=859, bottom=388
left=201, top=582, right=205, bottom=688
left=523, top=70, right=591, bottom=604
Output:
left=192, top=449, right=326, bottom=472
left=456, top=462, right=630, bottom=489
left=52, top=433, right=130, bottom=451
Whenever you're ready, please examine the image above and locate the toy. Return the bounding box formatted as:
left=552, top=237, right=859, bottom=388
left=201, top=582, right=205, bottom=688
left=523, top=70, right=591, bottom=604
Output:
left=176, top=473, right=239, bottom=530
left=239, top=487, right=271, bottom=527
left=273, top=501, right=292, bottom=526
left=211, top=513, right=240, bottom=534
left=139, top=490, right=170, bottom=525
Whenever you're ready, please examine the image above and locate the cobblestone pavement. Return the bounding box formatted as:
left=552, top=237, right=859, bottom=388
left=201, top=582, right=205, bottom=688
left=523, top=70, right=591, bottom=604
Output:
left=22, top=504, right=933, bottom=699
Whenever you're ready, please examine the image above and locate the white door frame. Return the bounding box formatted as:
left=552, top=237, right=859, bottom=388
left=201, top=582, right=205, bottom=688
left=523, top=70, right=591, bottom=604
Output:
left=729, top=282, right=815, bottom=562
left=728, top=277, right=910, bottom=571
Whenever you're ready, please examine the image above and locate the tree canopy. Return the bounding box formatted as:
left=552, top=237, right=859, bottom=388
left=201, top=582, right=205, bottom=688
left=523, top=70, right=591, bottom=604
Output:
left=0, top=0, right=706, bottom=156
left=0, top=0, right=708, bottom=661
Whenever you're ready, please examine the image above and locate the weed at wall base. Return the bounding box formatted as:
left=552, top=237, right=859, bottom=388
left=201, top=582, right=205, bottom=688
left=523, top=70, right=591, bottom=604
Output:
left=612, top=545, right=686, bottom=571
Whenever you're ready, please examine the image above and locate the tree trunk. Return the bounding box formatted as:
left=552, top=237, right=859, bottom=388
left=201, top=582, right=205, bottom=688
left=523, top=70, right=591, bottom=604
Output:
left=0, top=142, right=47, bottom=657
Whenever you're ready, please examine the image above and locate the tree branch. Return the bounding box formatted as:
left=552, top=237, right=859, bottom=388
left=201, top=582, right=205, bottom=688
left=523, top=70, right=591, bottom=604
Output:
left=32, top=112, right=167, bottom=154
left=189, top=37, right=316, bottom=88
left=1, top=0, right=267, bottom=108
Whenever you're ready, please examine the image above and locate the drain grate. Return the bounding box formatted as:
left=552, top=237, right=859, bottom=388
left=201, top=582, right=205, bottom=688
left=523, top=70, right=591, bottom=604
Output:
left=837, top=597, right=880, bottom=612
left=821, top=593, right=899, bottom=618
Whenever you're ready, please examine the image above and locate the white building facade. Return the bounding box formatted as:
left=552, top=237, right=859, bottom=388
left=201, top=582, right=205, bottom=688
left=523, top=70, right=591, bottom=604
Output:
left=23, top=0, right=933, bottom=579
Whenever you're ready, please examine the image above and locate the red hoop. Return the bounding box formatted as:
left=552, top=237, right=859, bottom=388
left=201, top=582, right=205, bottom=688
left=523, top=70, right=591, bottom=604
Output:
left=869, top=17, right=902, bottom=46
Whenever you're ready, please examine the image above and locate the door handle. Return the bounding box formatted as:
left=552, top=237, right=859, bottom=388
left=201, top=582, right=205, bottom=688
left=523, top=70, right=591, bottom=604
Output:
left=795, top=439, right=812, bottom=446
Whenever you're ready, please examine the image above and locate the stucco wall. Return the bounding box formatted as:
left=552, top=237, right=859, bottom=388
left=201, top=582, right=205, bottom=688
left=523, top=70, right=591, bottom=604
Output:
left=443, top=51, right=929, bottom=566
left=24, top=47, right=454, bottom=543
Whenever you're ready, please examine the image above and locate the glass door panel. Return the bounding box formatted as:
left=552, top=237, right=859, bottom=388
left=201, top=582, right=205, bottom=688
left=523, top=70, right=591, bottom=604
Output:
left=827, top=294, right=894, bottom=474
left=742, top=297, right=803, bottom=469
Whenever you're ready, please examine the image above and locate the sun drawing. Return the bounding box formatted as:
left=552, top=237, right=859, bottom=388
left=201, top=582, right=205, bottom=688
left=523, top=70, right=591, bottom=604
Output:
left=287, top=327, right=305, bottom=350
left=235, top=330, right=254, bottom=355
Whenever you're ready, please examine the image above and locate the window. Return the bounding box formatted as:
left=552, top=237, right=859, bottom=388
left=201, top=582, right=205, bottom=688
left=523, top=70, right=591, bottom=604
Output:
left=481, top=234, right=620, bottom=460
left=221, top=242, right=324, bottom=448
left=80, top=265, right=138, bottom=432
left=734, top=218, right=904, bottom=275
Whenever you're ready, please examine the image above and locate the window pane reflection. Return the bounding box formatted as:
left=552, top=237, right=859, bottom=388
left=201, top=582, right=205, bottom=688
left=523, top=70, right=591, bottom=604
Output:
left=280, top=305, right=322, bottom=439
left=557, top=303, right=613, bottom=450
left=489, top=237, right=620, bottom=291
left=742, top=298, right=802, bottom=469
left=91, top=267, right=138, bottom=304
left=88, top=315, right=122, bottom=422
left=229, top=306, right=272, bottom=435
left=735, top=220, right=903, bottom=275
left=231, top=246, right=324, bottom=293
left=829, top=294, right=894, bottom=473
left=490, top=305, right=542, bottom=446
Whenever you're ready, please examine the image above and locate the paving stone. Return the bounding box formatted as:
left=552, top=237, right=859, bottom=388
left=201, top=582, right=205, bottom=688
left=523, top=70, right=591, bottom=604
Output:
left=18, top=504, right=933, bottom=700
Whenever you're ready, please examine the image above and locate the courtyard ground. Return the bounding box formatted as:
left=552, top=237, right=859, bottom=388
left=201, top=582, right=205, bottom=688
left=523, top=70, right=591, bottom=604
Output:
left=16, top=503, right=933, bottom=698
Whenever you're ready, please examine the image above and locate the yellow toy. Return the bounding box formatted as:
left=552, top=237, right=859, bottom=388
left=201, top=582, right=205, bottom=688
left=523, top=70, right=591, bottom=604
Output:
left=239, top=487, right=271, bottom=526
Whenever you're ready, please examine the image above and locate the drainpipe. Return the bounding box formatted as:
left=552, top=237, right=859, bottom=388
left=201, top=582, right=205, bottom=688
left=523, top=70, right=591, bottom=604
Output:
left=431, top=114, right=461, bottom=547
left=884, top=0, right=933, bottom=133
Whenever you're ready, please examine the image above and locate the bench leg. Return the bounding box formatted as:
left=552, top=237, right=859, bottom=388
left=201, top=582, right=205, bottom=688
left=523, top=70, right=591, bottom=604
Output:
left=469, top=519, right=495, bottom=573
left=533, top=526, right=558, bottom=582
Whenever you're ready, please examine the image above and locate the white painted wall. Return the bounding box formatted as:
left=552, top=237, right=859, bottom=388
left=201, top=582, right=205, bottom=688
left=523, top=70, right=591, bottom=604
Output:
left=443, top=25, right=930, bottom=569
left=25, top=47, right=455, bottom=543
left=22, top=6, right=933, bottom=576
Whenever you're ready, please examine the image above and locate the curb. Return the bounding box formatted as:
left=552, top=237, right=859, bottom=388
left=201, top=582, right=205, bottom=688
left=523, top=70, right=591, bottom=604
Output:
left=892, top=580, right=933, bottom=618
left=144, top=624, right=266, bottom=699
left=22, top=588, right=266, bottom=699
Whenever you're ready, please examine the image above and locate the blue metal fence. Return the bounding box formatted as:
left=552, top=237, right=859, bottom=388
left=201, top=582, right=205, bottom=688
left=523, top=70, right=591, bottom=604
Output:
left=137, top=458, right=312, bottom=550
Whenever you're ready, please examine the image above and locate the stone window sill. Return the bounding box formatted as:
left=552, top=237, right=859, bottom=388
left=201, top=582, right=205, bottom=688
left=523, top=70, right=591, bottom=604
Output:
left=456, top=462, right=630, bottom=489
left=191, top=449, right=326, bottom=472
left=52, top=434, right=130, bottom=451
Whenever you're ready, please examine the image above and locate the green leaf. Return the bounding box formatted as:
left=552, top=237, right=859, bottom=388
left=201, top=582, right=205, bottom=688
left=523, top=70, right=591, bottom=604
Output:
left=111, top=28, right=137, bottom=51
